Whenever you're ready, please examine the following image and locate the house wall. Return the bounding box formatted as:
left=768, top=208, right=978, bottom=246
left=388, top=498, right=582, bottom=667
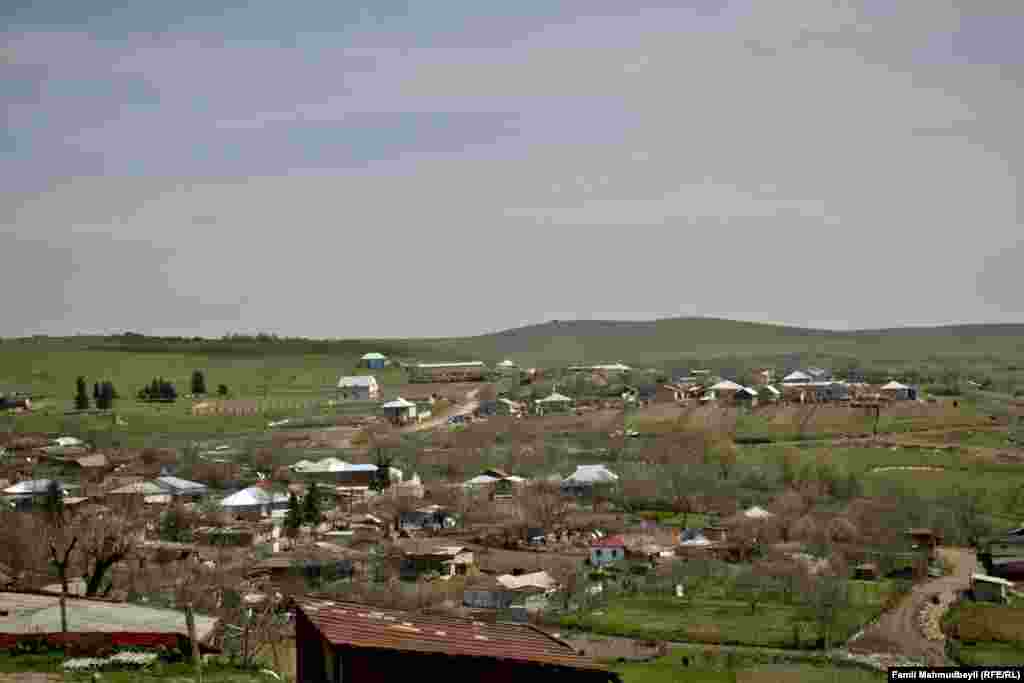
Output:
left=336, top=646, right=607, bottom=683
left=590, top=547, right=624, bottom=566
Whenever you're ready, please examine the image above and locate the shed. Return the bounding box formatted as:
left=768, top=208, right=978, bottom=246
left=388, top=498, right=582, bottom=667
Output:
left=360, top=352, right=388, bottom=369
left=972, top=573, right=1013, bottom=603
left=590, top=535, right=627, bottom=567
left=154, top=476, right=209, bottom=498
left=295, top=600, right=618, bottom=683
left=562, top=465, right=618, bottom=492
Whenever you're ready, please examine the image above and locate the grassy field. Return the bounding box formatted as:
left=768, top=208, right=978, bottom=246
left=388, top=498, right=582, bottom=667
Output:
left=944, top=599, right=1024, bottom=666
left=612, top=658, right=885, bottom=683
left=561, top=595, right=881, bottom=649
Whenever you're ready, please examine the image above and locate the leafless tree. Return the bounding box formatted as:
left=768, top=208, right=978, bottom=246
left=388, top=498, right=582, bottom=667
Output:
left=521, top=482, right=570, bottom=532
left=76, top=515, right=140, bottom=597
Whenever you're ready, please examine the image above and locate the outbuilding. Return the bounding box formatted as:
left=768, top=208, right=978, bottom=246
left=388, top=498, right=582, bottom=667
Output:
left=972, top=573, right=1013, bottom=603
left=360, top=352, right=388, bottom=370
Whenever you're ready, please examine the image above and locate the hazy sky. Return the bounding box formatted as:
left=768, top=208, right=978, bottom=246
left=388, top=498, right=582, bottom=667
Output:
left=2, top=0, right=1022, bottom=338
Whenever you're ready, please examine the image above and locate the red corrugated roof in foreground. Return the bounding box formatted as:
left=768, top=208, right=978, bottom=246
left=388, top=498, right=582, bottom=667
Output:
left=299, top=600, right=609, bottom=674
left=590, top=535, right=626, bottom=548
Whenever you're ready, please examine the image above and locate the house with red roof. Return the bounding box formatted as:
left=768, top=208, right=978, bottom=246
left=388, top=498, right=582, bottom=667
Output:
left=590, top=535, right=626, bottom=567
left=295, top=600, right=618, bottom=682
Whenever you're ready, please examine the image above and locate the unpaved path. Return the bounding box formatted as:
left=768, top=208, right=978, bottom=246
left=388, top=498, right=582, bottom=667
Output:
left=847, top=547, right=977, bottom=666
left=401, top=388, right=480, bottom=433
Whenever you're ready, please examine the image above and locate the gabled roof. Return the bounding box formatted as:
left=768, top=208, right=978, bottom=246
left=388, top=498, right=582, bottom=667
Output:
left=496, top=571, right=558, bottom=591
left=537, top=391, right=573, bottom=403
left=382, top=397, right=415, bottom=409
left=298, top=600, right=610, bottom=675
left=338, top=376, right=377, bottom=388
left=564, top=465, right=618, bottom=484
left=497, top=359, right=517, bottom=367
left=361, top=352, right=387, bottom=360
left=783, top=371, right=812, bottom=382
left=75, top=454, right=109, bottom=468
left=220, top=486, right=287, bottom=508
left=882, top=381, right=909, bottom=390
left=155, top=476, right=208, bottom=493
left=591, top=535, right=626, bottom=548
left=710, top=380, right=743, bottom=391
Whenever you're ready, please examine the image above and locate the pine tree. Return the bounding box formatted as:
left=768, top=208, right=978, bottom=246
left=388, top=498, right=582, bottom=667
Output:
left=75, top=377, right=90, bottom=410
left=93, top=383, right=100, bottom=402
left=369, top=450, right=393, bottom=493
left=191, top=370, right=207, bottom=396
left=303, top=483, right=320, bottom=525
left=285, top=492, right=302, bottom=534
left=97, top=382, right=115, bottom=410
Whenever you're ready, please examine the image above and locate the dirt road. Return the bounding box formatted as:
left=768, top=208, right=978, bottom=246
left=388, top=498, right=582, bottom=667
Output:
left=847, top=547, right=978, bottom=666
left=402, top=388, right=480, bottom=433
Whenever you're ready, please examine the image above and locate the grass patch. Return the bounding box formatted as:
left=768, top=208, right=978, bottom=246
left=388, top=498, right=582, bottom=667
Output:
left=561, top=595, right=878, bottom=649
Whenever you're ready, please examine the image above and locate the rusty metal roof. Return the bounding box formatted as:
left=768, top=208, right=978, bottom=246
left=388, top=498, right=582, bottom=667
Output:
left=299, top=600, right=612, bottom=675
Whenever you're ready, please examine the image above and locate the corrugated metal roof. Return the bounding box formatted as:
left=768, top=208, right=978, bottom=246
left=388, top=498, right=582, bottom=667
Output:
left=382, top=397, right=415, bottom=408
left=155, top=476, right=208, bottom=492
left=298, top=600, right=610, bottom=674
left=361, top=353, right=387, bottom=360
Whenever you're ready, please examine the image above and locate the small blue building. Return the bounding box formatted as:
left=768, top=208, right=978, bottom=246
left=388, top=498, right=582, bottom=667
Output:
left=360, top=352, right=387, bottom=370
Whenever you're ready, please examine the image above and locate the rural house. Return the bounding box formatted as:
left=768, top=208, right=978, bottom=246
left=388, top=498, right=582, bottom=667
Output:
left=535, top=390, right=574, bottom=415
left=219, top=485, right=290, bottom=517
left=398, top=541, right=475, bottom=580
left=562, top=465, right=619, bottom=493
left=590, top=536, right=627, bottom=567
left=410, top=361, right=488, bottom=383
left=381, top=397, right=418, bottom=424
left=881, top=381, right=916, bottom=401
left=336, top=375, right=380, bottom=400
left=295, top=600, right=618, bottom=683
left=360, top=352, right=388, bottom=369
left=782, top=370, right=812, bottom=385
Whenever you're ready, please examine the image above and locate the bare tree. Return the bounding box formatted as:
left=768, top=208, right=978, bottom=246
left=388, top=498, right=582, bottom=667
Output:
left=521, top=482, right=570, bottom=532
left=77, top=515, right=139, bottom=597
left=47, top=530, right=77, bottom=633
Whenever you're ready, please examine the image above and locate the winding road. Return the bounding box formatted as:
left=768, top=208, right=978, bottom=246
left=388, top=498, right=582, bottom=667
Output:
left=846, top=547, right=978, bottom=666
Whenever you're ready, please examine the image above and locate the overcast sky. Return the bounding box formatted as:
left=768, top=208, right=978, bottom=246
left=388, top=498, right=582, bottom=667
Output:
left=2, top=0, right=1022, bottom=338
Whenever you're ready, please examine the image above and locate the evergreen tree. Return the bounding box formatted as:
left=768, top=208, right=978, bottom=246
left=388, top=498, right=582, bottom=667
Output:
left=74, top=377, right=90, bottom=410
left=150, top=378, right=160, bottom=399
left=191, top=370, right=207, bottom=395
left=369, top=450, right=393, bottom=493
left=93, top=383, right=100, bottom=402
left=284, top=492, right=302, bottom=534
left=97, top=382, right=115, bottom=410
left=217, top=384, right=229, bottom=397
left=303, top=483, right=321, bottom=525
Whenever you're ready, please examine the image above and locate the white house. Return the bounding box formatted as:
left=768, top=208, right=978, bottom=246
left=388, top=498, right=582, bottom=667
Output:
left=381, top=397, right=417, bottom=423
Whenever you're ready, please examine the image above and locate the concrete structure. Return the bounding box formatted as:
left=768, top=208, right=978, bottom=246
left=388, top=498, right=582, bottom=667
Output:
left=295, top=600, right=617, bottom=683
left=535, top=390, right=574, bottom=415
left=337, top=375, right=380, bottom=400
left=219, top=486, right=289, bottom=516
left=399, top=542, right=475, bottom=580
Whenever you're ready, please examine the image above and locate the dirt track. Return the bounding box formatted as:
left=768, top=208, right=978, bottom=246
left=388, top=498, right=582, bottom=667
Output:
left=847, top=547, right=977, bottom=666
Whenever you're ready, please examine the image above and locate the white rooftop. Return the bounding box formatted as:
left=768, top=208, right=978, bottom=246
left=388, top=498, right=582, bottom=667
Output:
left=498, top=359, right=517, bottom=367
left=564, top=464, right=619, bottom=484
left=882, top=381, right=910, bottom=390
left=337, top=376, right=377, bottom=388
left=744, top=505, right=776, bottom=519
left=496, top=571, right=558, bottom=592
left=3, top=479, right=68, bottom=495
left=220, top=486, right=287, bottom=508
left=783, top=371, right=812, bottom=382
left=382, top=396, right=415, bottom=408
left=710, top=380, right=743, bottom=391
left=361, top=352, right=387, bottom=360
left=537, top=391, right=573, bottom=403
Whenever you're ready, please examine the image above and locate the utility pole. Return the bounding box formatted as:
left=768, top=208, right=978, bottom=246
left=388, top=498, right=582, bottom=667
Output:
left=185, top=603, right=202, bottom=683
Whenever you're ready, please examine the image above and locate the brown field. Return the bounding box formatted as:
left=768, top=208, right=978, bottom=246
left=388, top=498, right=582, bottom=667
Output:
left=950, top=603, right=1024, bottom=644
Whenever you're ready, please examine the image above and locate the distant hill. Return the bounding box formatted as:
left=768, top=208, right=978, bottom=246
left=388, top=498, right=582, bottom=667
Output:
left=422, top=318, right=1024, bottom=369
